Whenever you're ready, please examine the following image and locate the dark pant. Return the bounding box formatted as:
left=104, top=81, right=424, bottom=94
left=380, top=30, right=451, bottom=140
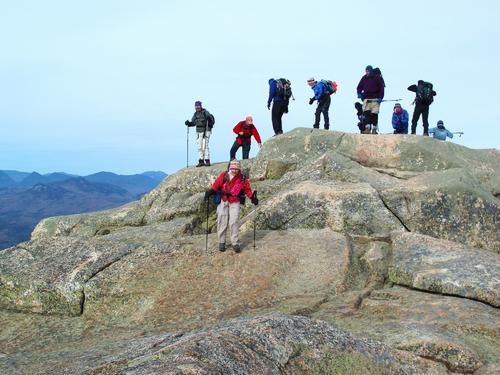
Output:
left=411, top=104, right=430, bottom=134
left=313, top=95, right=331, bottom=129
left=271, top=101, right=287, bottom=135
left=230, top=141, right=250, bottom=160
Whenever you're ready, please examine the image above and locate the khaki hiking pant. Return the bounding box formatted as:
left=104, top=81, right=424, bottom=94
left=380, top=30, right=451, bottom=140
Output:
left=362, top=99, right=380, bottom=114
left=217, top=200, right=240, bottom=246
left=197, top=131, right=211, bottom=160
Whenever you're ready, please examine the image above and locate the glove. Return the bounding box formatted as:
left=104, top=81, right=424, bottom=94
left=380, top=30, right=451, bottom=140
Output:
left=284, top=105, right=289, bottom=114
left=309, top=98, right=314, bottom=105
left=267, top=103, right=271, bottom=110
left=251, top=192, right=258, bottom=205
left=377, top=98, right=383, bottom=104
left=204, top=189, right=214, bottom=201
left=357, top=92, right=364, bottom=100
left=185, top=120, right=191, bottom=126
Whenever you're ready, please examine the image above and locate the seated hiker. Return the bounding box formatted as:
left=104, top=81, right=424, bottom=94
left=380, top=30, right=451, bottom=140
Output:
left=355, top=102, right=366, bottom=133
left=428, top=120, right=454, bottom=141
left=230, top=116, right=262, bottom=160
left=392, top=103, right=409, bottom=134
left=205, top=159, right=258, bottom=253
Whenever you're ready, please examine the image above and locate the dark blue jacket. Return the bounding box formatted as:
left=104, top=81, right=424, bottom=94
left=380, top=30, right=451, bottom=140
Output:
left=311, top=81, right=327, bottom=100
left=268, top=79, right=285, bottom=106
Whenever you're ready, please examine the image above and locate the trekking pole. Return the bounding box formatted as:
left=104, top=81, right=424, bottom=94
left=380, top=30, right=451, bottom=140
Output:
left=253, top=191, right=257, bottom=250
left=452, top=132, right=464, bottom=137
left=186, top=126, right=189, bottom=168
left=205, top=199, right=209, bottom=252
left=381, top=99, right=403, bottom=102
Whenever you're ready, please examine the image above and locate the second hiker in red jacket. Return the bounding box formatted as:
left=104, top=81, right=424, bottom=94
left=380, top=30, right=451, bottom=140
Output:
left=229, top=116, right=262, bottom=160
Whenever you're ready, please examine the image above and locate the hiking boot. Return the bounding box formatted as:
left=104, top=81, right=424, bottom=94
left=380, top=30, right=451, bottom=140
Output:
left=196, top=159, right=204, bottom=167
left=204, top=159, right=211, bottom=167
left=371, top=129, right=378, bottom=134
left=233, top=244, right=241, bottom=253
left=313, top=125, right=319, bottom=129
left=362, top=128, right=371, bottom=134
left=423, top=132, right=429, bottom=137
left=219, top=243, right=226, bottom=252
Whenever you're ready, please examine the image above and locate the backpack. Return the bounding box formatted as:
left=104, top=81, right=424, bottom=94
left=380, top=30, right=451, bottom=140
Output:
left=321, top=79, right=338, bottom=95
left=213, top=172, right=247, bottom=205
left=275, top=78, right=293, bottom=100
left=373, top=67, right=386, bottom=87
left=203, top=110, right=215, bottom=129
left=416, top=81, right=434, bottom=105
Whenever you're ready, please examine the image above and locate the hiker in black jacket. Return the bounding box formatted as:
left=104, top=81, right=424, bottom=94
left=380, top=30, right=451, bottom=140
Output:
left=408, top=80, right=437, bottom=136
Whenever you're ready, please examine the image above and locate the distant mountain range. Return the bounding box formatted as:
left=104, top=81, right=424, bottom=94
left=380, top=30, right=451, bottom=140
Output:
left=0, top=170, right=167, bottom=250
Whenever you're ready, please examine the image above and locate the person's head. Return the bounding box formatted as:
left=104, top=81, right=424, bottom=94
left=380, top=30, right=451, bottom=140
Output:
left=394, top=103, right=402, bottom=114
left=417, top=80, right=424, bottom=85
left=365, top=65, right=373, bottom=76
left=245, top=115, right=253, bottom=125
left=437, top=120, right=445, bottom=129
left=228, top=159, right=241, bottom=176
left=307, top=77, right=316, bottom=87
left=194, top=101, right=202, bottom=111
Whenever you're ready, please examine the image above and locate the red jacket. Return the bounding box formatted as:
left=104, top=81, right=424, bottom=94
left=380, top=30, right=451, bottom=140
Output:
left=212, top=171, right=253, bottom=204
left=233, top=121, right=262, bottom=146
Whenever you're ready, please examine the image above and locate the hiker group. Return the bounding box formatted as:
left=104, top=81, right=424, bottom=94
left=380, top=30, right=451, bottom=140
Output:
left=186, top=67, right=457, bottom=253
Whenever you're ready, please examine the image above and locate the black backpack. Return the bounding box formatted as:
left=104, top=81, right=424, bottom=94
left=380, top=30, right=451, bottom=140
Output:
left=203, top=110, right=215, bottom=129
left=275, top=78, right=293, bottom=101
left=416, top=81, right=434, bottom=105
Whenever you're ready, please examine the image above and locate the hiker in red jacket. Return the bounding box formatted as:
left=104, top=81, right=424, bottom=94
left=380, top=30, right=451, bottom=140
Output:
left=229, top=116, right=262, bottom=160
left=204, top=159, right=258, bottom=253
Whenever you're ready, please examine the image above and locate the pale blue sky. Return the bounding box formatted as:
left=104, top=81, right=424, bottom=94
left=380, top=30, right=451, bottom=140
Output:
left=1, top=0, right=499, bottom=175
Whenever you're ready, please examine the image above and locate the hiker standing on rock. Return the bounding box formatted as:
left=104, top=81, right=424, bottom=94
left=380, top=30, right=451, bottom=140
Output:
left=356, top=65, right=384, bottom=134
left=407, top=80, right=436, bottom=136
left=185, top=101, right=215, bottom=167
left=229, top=116, right=262, bottom=160
left=429, top=120, right=454, bottom=141
left=268, top=78, right=292, bottom=136
left=392, top=103, right=409, bottom=134
left=205, top=159, right=258, bottom=253
left=307, top=78, right=331, bottom=130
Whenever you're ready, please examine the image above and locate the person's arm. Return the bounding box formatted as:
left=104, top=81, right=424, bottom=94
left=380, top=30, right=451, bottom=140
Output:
left=391, top=114, right=398, bottom=129
left=252, top=125, right=262, bottom=145
left=428, top=127, right=436, bottom=135
left=378, top=77, right=385, bottom=100
left=233, top=122, right=241, bottom=135
left=446, top=130, right=454, bottom=139
left=407, top=84, right=417, bottom=93
left=357, top=77, right=365, bottom=96
left=402, top=110, right=409, bottom=125
left=211, top=172, right=225, bottom=191
left=243, top=178, right=253, bottom=198
left=268, top=80, right=275, bottom=108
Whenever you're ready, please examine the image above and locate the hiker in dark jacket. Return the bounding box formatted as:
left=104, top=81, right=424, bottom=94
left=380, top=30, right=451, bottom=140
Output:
left=185, top=101, right=214, bottom=167
left=307, top=78, right=330, bottom=130
left=204, top=159, right=258, bottom=253
left=408, top=80, right=437, bottom=136
left=356, top=65, right=385, bottom=134
left=429, top=120, right=454, bottom=141
left=267, top=78, right=289, bottom=135
left=392, top=103, right=409, bottom=134
left=229, top=116, right=262, bottom=160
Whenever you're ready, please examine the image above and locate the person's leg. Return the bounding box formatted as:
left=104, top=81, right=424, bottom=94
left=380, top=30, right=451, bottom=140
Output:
left=230, top=141, right=240, bottom=160
left=228, top=202, right=241, bottom=246
left=242, top=144, right=251, bottom=159
left=271, top=101, right=280, bottom=135
left=277, top=101, right=286, bottom=134
left=313, top=102, right=321, bottom=128
left=203, top=131, right=211, bottom=165
left=322, top=95, right=331, bottom=129
left=422, top=105, right=430, bottom=135
left=196, top=132, right=205, bottom=166
left=216, top=201, right=229, bottom=245
left=411, top=105, right=422, bottom=134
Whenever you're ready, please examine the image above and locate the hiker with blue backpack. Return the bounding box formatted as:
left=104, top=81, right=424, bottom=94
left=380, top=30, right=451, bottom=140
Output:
left=268, top=78, right=293, bottom=135
left=429, top=120, right=454, bottom=141
left=408, top=80, right=437, bottom=136
left=185, top=101, right=215, bottom=167
left=308, top=78, right=337, bottom=130
left=356, top=65, right=385, bottom=134
left=204, top=159, right=258, bottom=253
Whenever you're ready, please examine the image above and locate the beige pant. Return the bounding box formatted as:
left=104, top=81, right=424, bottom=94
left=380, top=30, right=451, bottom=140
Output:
left=197, top=131, right=211, bottom=160
left=217, top=200, right=240, bottom=245
left=362, top=99, right=380, bottom=114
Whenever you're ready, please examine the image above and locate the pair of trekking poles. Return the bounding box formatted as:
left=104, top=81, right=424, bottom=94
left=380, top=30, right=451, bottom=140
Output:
left=204, top=191, right=258, bottom=252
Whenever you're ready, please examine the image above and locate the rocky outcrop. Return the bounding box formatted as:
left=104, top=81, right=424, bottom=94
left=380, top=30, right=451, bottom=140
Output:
left=0, top=128, right=499, bottom=373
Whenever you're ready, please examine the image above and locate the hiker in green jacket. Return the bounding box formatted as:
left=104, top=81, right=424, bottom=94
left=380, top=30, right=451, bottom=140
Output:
left=185, top=101, right=215, bottom=167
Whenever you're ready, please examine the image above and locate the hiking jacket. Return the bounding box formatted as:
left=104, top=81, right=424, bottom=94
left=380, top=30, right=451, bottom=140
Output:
left=233, top=121, right=262, bottom=146
left=429, top=126, right=453, bottom=141
left=392, top=110, right=409, bottom=132
left=189, top=109, right=213, bottom=133
left=357, top=74, right=385, bottom=100
left=212, top=171, right=253, bottom=204
left=268, top=79, right=285, bottom=106
left=311, top=81, right=327, bottom=100
left=408, top=84, right=437, bottom=105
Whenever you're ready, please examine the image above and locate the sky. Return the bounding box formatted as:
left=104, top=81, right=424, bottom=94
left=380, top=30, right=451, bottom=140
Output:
left=1, top=0, right=499, bottom=175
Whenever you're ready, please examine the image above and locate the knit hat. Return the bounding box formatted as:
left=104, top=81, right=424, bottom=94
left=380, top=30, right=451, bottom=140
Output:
left=245, top=115, right=253, bottom=124
left=365, top=65, right=373, bottom=73
left=394, top=103, right=402, bottom=109
left=437, top=120, right=444, bottom=125
left=229, top=159, right=241, bottom=171
left=194, top=101, right=202, bottom=108
left=307, top=77, right=316, bottom=84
